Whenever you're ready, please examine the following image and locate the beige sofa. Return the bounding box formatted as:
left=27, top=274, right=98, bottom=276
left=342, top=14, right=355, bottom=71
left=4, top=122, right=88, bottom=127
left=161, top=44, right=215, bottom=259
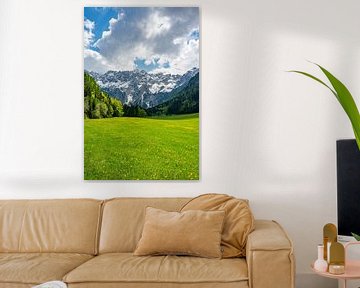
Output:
left=0, top=198, right=295, bottom=288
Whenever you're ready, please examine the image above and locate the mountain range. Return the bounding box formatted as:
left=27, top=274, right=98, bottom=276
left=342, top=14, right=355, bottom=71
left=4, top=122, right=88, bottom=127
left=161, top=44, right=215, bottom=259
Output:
left=88, top=68, right=199, bottom=109
left=146, top=72, right=199, bottom=116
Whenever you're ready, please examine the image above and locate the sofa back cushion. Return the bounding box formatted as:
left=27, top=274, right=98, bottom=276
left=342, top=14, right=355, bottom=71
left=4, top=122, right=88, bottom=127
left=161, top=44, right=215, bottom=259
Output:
left=99, top=198, right=189, bottom=253
left=181, top=194, right=254, bottom=258
left=0, top=199, right=102, bottom=254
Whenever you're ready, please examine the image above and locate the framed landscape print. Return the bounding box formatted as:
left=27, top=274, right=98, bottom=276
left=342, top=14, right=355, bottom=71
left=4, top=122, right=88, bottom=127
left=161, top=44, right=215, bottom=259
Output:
left=84, top=7, right=200, bottom=180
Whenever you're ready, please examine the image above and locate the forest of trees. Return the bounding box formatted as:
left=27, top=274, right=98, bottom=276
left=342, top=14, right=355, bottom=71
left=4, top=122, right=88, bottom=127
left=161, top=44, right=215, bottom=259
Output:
left=84, top=72, right=124, bottom=119
left=146, top=73, right=199, bottom=116
left=123, top=105, right=147, bottom=117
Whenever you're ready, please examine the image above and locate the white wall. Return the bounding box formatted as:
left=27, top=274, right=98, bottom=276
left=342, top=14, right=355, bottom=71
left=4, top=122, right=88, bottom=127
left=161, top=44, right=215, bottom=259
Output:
left=1, top=0, right=360, bottom=287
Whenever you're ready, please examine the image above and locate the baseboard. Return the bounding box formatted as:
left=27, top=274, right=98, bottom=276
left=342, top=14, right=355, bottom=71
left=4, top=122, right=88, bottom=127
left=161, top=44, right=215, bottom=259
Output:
left=296, top=273, right=337, bottom=288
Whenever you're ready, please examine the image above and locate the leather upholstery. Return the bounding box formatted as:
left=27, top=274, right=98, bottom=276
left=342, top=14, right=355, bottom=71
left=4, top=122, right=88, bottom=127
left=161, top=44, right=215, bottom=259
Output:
left=0, top=284, right=33, bottom=288
left=99, top=198, right=190, bottom=253
left=181, top=194, right=255, bottom=257
left=0, top=253, right=93, bottom=285
left=246, top=220, right=295, bottom=288
left=68, top=283, right=249, bottom=288
left=0, top=198, right=295, bottom=288
left=63, top=253, right=248, bottom=284
left=0, top=199, right=102, bottom=254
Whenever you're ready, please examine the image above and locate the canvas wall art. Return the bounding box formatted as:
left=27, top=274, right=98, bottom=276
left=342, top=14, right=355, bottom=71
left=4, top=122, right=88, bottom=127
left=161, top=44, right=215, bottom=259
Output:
left=84, top=7, right=200, bottom=180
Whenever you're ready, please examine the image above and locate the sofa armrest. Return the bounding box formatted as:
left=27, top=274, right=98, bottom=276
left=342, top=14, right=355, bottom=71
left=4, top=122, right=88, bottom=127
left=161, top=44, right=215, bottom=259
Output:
left=246, top=220, right=295, bottom=288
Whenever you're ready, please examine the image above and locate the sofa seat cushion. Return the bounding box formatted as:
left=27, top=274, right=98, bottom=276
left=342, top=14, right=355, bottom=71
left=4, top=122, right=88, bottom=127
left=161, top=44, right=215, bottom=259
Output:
left=64, top=253, right=248, bottom=285
left=0, top=284, right=33, bottom=288
left=67, top=283, right=249, bottom=288
left=0, top=253, right=93, bottom=285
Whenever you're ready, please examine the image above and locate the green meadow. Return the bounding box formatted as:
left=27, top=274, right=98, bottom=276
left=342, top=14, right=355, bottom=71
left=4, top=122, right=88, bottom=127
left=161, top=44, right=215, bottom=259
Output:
left=84, top=114, right=199, bottom=180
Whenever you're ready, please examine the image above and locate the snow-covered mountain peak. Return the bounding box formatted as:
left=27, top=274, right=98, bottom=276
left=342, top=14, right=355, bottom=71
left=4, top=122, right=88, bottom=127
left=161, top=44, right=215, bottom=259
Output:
left=88, top=68, right=199, bottom=108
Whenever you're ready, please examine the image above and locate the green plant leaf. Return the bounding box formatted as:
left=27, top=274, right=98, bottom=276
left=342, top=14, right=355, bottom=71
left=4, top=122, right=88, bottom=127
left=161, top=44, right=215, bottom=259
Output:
left=316, top=64, right=360, bottom=149
left=289, top=64, right=360, bottom=150
left=351, top=232, right=360, bottom=241
left=288, top=70, right=337, bottom=98
left=353, top=128, right=360, bottom=151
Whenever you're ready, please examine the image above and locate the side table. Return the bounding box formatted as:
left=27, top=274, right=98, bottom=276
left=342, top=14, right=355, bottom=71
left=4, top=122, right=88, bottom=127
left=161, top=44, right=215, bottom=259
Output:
left=311, top=242, right=360, bottom=288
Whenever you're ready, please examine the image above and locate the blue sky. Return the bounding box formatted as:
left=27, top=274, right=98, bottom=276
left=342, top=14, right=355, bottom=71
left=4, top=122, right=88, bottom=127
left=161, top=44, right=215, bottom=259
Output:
left=84, top=7, right=199, bottom=74
left=84, top=7, right=118, bottom=51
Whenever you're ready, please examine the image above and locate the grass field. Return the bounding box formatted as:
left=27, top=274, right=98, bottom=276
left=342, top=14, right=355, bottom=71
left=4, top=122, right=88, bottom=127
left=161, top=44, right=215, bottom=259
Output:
left=84, top=114, right=199, bottom=180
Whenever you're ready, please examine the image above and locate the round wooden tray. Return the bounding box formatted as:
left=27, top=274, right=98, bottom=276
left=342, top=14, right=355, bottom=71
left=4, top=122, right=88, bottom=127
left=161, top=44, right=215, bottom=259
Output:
left=311, top=261, right=360, bottom=280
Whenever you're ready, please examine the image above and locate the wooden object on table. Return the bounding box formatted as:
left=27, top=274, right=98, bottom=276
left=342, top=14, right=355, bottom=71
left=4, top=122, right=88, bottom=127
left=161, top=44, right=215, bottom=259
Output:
left=324, top=223, right=337, bottom=261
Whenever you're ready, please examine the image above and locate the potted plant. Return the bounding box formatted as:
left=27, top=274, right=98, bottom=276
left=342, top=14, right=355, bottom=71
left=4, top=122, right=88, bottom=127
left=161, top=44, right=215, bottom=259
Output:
left=290, top=63, right=360, bottom=240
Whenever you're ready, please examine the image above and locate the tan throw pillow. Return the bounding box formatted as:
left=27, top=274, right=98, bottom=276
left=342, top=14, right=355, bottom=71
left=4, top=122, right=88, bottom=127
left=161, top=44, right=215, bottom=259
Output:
left=134, top=207, right=225, bottom=258
left=181, top=193, right=254, bottom=258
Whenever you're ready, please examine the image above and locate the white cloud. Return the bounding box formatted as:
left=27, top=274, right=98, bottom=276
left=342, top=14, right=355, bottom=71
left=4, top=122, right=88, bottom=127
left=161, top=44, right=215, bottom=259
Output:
left=119, top=10, right=126, bottom=20
left=143, top=11, right=171, bottom=39
left=84, top=19, right=95, bottom=48
left=96, top=15, right=121, bottom=43
left=84, top=49, right=114, bottom=73
left=151, top=38, right=199, bottom=75
left=85, top=7, right=199, bottom=75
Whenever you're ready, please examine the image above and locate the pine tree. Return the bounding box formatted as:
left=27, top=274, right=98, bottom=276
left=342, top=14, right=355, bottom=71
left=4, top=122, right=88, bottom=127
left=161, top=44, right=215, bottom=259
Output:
left=84, top=72, right=124, bottom=119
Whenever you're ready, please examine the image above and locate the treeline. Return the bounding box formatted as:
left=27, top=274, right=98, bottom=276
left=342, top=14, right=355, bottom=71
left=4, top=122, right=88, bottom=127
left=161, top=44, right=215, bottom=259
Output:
left=146, top=73, right=199, bottom=116
left=84, top=72, right=124, bottom=119
left=123, top=105, right=147, bottom=117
